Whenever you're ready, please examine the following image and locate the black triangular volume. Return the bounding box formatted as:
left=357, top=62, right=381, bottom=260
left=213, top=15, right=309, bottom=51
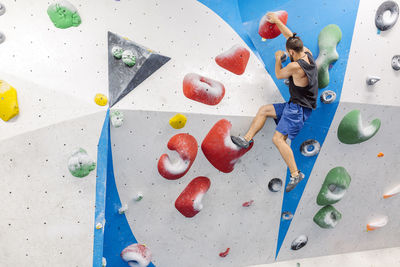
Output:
left=107, top=31, right=171, bottom=107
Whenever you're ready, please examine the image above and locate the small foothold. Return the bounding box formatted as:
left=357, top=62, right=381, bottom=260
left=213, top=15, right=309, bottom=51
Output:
left=219, top=248, right=230, bottom=257
left=0, top=31, right=5, bottom=44
left=121, top=244, right=152, bottom=267
left=96, top=222, right=103, bottom=229
left=366, top=76, right=381, bottom=85
left=102, top=257, right=107, bottom=267
left=375, top=1, right=399, bottom=31
left=261, top=38, right=267, bottom=42
left=377, top=152, right=384, bottom=158
left=313, top=205, right=342, bottom=229
left=122, top=50, right=136, bottom=67
left=281, top=52, right=288, bottom=62
left=300, top=139, right=320, bottom=157
left=118, top=204, right=128, bottom=214
left=392, top=55, right=400, bottom=71
left=67, top=148, right=96, bottom=178
left=315, top=24, right=342, bottom=88
left=95, top=93, right=108, bottom=106
left=0, top=80, right=19, bottom=121
left=383, top=184, right=400, bottom=199
left=0, top=3, right=5, bottom=16
left=112, top=46, right=124, bottom=59
left=242, top=200, right=254, bottom=207
left=317, top=167, right=351, bottom=206
left=291, top=235, right=308, bottom=250
left=284, top=79, right=290, bottom=86
left=169, top=113, right=187, bottom=129
left=135, top=192, right=144, bottom=201
left=47, top=1, right=82, bottom=29
left=337, top=110, right=381, bottom=144
left=110, top=110, right=124, bottom=128
left=367, top=216, right=388, bottom=231
left=320, top=90, right=336, bottom=104
left=268, top=178, right=282, bottom=192
left=282, top=211, right=293, bottom=220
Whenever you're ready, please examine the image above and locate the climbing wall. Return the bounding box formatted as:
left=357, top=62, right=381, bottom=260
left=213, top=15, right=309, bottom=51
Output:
left=1, top=0, right=400, bottom=266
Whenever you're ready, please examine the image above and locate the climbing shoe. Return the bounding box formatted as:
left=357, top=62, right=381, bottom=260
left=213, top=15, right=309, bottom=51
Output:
left=285, top=171, right=305, bottom=192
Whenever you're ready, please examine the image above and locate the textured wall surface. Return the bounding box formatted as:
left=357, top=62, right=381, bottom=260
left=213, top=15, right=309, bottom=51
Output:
left=1, top=0, right=400, bottom=266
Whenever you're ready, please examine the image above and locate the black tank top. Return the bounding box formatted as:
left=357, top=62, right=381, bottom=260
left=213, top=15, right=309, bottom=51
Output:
left=288, top=52, right=318, bottom=109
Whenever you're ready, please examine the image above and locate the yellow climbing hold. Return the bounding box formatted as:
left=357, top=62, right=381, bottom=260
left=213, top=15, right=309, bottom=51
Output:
left=0, top=80, right=19, bottom=122
left=169, top=113, right=187, bottom=129
left=95, top=94, right=108, bottom=106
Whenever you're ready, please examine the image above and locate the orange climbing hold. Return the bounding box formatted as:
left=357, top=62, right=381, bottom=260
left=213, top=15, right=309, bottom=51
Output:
left=383, top=184, right=400, bottom=199
left=377, top=152, right=384, bottom=157
left=366, top=216, right=388, bottom=231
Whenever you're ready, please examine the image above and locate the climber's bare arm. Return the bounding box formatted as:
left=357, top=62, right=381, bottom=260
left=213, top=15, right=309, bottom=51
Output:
left=267, top=12, right=292, bottom=39
left=275, top=51, right=299, bottom=79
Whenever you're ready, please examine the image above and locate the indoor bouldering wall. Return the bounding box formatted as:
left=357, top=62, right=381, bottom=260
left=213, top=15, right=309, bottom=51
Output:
left=1, top=0, right=400, bottom=266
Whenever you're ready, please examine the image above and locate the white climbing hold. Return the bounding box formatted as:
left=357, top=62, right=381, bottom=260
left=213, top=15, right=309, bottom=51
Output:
left=367, top=216, right=388, bottom=231
left=383, top=184, right=400, bottom=199
left=134, top=192, right=144, bottom=201
left=102, top=257, right=107, bottom=267
left=119, top=204, right=128, bottom=214
left=96, top=222, right=103, bottom=229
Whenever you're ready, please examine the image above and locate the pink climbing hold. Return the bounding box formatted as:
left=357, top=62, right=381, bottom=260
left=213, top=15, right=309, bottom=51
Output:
left=175, top=176, right=211, bottom=218
left=219, top=247, right=230, bottom=257
left=120, top=243, right=152, bottom=267
left=201, top=119, right=253, bottom=173
left=183, top=73, right=225, bottom=105
left=215, top=44, right=250, bottom=75
left=258, top=10, right=288, bottom=39
left=158, top=133, right=198, bottom=180
left=242, top=200, right=254, bottom=207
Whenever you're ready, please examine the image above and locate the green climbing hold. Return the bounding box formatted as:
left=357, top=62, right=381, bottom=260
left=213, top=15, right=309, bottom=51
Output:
left=112, top=46, right=124, bottom=59
left=68, top=148, right=96, bottom=178
left=47, top=0, right=81, bottom=29
left=337, top=109, right=381, bottom=144
left=122, top=50, right=136, bottom=67
left=110, top=110, right=124, bottom=128
left=315, top=24, right=342, bottom=89
left=313, top=205, right=342, bottom=229
left=317, top=167, right=351, bottom=206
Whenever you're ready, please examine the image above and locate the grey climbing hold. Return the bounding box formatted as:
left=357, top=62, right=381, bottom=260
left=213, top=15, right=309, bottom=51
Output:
left=268, top=178, right=282, bottom=192
left=0, top=32, right=5, bottom=44
left=282, top=211, right=293, bottom=220
left=0, top=3, right=5, bottom=16
left=320, top=90, right=336, bottom=104
left=284, top=79, right=290, bottom=86
left=300, top=139, right=320, bottom=157
left=366, top=76, right=381, bottom=85
left=291, top=235, right=308, bottom=250
left=392, top=55, right=400, bottom=71
left=281, top=52, right=288, bottom=62
left=375, top=1, right=399, bottom=31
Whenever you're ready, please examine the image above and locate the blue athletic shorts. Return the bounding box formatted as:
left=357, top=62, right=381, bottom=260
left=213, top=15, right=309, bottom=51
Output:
left=273, top=102, right=312, bottom=140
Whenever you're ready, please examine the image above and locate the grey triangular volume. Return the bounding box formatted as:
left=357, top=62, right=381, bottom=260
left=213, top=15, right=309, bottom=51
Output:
left=107, top=31, right=171, bottom=107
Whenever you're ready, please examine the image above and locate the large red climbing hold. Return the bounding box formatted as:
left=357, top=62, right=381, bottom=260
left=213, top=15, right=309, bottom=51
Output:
left=158, top=133, right=198, bottom=180
left=201, top=119, right=253, bottom=173
left=183, top=73, right=225, bottom=105
left=120, top=243, right=152, bottom=267
left=258, top=10, right=288, bottom=39
left=215, top=44, right=250, bottom=75
left=175, top=176, right=211, bottom=218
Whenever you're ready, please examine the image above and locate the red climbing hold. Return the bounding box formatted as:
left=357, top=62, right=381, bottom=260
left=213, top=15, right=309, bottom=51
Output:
left=120, top=243, right=152, bottom=267
left=258, top=11, right=288, bottom=39
left=158, top=133, right=198, bottom=180
left=175, top=176, right=211, bottom=218
left=201, top=119, right=253, bottom=173
left=242, top=200, right=254, bottom=207
left=219, top=248, right=230, bottom=257
left=215, top=44, right=250, bottom=75
left=183, top=73, right=225, bottom=105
